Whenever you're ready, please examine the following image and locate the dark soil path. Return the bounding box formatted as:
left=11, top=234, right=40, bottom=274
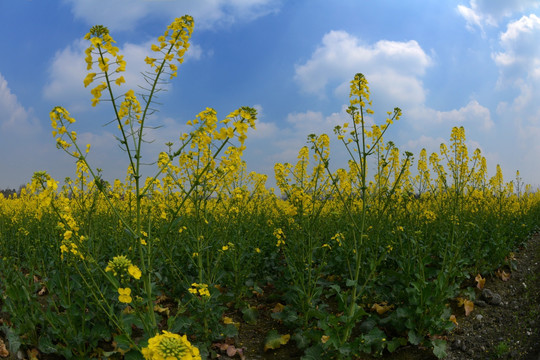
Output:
left=442, top=233, right=540, bottom=360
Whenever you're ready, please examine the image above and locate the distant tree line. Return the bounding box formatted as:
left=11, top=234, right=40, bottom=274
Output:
left=0, top=185, right=25, bottom=198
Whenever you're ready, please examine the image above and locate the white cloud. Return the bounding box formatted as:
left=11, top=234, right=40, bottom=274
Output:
left=457, top=0, right=539, bottom=32
left=457, top=4, right=486, bottom=33
left=43, top=38, right=203, bottom=112
left=493, top=14, right=540, bottom=84
left=409, top=100, right=493, bottom=131
left=62, top=0, right=281, bottom=31
left=0, top=74, right=41, bottom=136
left=294, top=30, right=432, bottom=107
left=0, top=73, right=69, bottom=188
left=493, top=14, right=540, bottom=127
left=294, top=30, right=493, bottom=132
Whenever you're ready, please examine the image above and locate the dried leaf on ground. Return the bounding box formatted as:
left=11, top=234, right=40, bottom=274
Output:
left=272, top=302, right=285, bottom=313
left=0, top=339, right=9, bottom=358
left=463, top=299, right=474, bottom=316
left=496, top=268, right=511, bottom=281
left=371, top=302, right=393, bottom=315
left=27, top=348, right=39, bottom=360
left=475, top=274, right=486, bottom=289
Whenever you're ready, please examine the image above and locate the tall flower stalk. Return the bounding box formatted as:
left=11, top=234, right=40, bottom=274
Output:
left=47, top=15, right=256, bottom=354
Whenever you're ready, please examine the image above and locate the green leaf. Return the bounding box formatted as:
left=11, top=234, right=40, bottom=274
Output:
left=124, top=349, right=145, bottom=360
left=363, top=327, right=385, bottom=344
left=222, top=323, right=238, bottom=338
left=359, top=318, right=377, bottom=333
left=114, top=334, right=132, bottom=351
left=168, top=315, right=192, bottom=333
left=432, top=339, right=447, bottom=359
left=90, top=322, right=112, bottom=341
left=345, top=278, right=356, bottom=287
left=292, top=331, right=309, bottom=350
left=301, top=344, right=324, bottom=360
left=264, top=329, right=290, bottom=351
left=386, top=337, right=407, bottom=353
left=0, top=326, right=21, bottom=354
left=38, top=336, right=58, bottom=354
left=242, top=306, right=258, bottom=325
left=407, top=330, right=423, bottom=345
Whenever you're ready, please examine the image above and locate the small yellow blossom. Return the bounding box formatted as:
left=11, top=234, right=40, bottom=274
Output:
left=83, top=73, right=97, bottom=87
left=128, top=265, right=142, bottom=280
left=118, top=287, right=132, bottom=303
left=115, top=76, right=125, bottom=86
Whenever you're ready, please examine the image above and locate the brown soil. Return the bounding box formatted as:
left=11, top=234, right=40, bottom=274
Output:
left=442, top=233, right=540, bottom=360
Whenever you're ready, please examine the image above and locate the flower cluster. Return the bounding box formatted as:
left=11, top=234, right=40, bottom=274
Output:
left=117, top=89, right=142, bottom=126
left=105, top=255, right=142, bottom=280
left=142, top=331, right=201, bottom=360
left=188, top=283, right=210, bottom=297
left=146, top=15, right=194, bottom=79
left=83, top=25, right=126, bottom=106
left=273, top=228, right=286, bottom=247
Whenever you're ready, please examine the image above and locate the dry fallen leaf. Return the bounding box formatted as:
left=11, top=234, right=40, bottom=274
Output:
left=272, top=302, right=285, bottom=313
left=27, top=348, right=39, bottom=360
left=496, top=268, right=511, bottom=281
left=456, top=297, right=474, bottom=316
left=153, top=304, right=170, bottom=316
left=213, top=343, right=245, bottom=360
left=371, top=302, right=393, bottom=315
left=321, top=335, right=330, bottom=344
left=38, top=285, right=48, bottom=296
left=0, top=339, right=9, bottom=358
left=463, top=299, right=474, bottom=316
left=475, top=274, right=486, bottom=290
left=155, top=294, right=169, bottom=304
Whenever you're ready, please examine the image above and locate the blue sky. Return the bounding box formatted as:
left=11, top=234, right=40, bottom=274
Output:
left=1, top=0, right=540, bottom=190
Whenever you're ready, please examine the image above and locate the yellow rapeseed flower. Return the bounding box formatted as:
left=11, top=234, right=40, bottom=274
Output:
left=118, top=287, right=132, bottom=304
left=128, top=265, right=142, bottom=280
left=142, top=331, right=201, bottom=360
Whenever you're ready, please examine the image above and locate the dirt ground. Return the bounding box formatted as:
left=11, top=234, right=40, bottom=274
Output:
left=442, top=233, right=540, bottom=360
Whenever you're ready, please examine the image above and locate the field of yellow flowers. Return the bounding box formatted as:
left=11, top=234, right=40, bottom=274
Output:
left=1, top=16, right=540, bottom=360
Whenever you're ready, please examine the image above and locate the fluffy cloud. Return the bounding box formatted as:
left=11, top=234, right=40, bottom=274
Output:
left=458, top=0, right=539, bottom=32
left=493, top=14, right=540, bottom=84
left=0, top=74, right=67, bottom=188
left=409, top=100, right=493, bottom=131
left=294, top=30, right=432, bottom=107
left=62, top=0, right=281, bottom=31
left=294, top=30, right=492, bottom=132
left=493, top=14, right=540, bottom=128
left=0, top=74, right=41, bottom=136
